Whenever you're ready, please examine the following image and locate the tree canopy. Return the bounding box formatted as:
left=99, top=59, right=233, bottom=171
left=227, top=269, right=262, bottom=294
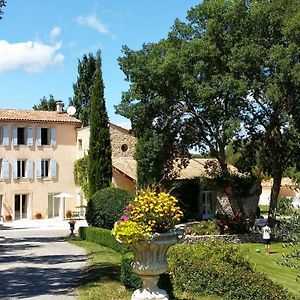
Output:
left=70, top=53, right=98, bottom=126
left=116, top=0, right=300, bottom=214
left=0, top=0, right=6, bottom=19
left=32, top=95, right=58, bottom=111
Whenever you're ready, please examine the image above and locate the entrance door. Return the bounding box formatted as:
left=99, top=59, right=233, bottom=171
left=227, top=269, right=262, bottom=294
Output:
left=14, top=194, right=28, bottom=220
left=48, top=193, right=60, bottom=218
left=201, top=190, right=214, bottom=219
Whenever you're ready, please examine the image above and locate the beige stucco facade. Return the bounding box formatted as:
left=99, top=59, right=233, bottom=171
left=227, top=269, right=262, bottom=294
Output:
left=0, top=109, right=82, bottom=221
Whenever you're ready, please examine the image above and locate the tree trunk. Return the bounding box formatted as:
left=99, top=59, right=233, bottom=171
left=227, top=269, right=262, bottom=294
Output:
left=268, top=170, right=283, bottom=223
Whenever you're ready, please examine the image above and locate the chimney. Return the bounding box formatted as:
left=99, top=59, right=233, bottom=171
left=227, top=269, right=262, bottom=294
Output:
left=56, top=101, right=64, bottom=113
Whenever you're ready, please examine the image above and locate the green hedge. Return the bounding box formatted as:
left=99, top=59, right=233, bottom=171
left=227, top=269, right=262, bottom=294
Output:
left=78, top=226, right=130, bottom=254
left=168, top=242, right=296, bottom=300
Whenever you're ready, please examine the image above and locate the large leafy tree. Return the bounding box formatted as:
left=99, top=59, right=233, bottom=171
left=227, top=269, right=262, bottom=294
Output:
left=70, top=53, right=97, bottom=126
left=33, top=95, right=57, bottom=111
left=88, top=51, right=112, bottom=196
left=0, top=0, right=6, bottom=19
left=117, top=0, right=300, bottom=214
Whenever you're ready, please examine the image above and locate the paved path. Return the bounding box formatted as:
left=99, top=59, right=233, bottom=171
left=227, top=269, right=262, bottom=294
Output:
left=0, top=220, right=87, bottom=299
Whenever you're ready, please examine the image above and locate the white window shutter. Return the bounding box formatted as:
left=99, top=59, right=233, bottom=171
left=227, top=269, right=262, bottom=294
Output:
left=35, top=159, right=41, bottom=178
left=12, top=160, right=18, bottom=179
left=50, top=127, right=57, bottom=147
left=50, top=159, right=57, bottom=179
left=27, top=160, right=33, bottom=179
left=3, top=126, right=10, bottom=146
left=1, top=160, right=10, bottom=179
left=36, top=127, right=41, bottom=146
left=12, top=126, right=18, bottom=146
left=27, top=127, right=33, bottom=146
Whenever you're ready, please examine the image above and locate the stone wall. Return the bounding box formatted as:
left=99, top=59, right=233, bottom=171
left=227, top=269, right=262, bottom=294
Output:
left=184, top=233, right=262, bottom=244
left=110, top=124, right=136, bottom=158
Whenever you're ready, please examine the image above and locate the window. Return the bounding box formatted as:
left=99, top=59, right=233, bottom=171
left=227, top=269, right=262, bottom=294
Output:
left=78, top=139, right=82, bottom=151
left=41, top=159, right=50, bottom=177
left=0, top=160, right=10, bottom=180
left=121, top=144, right=128, bottom=152
left=201, top=188, right=214, bottom=219
left=12, top=126, right=33, bottom=146
left=36, top=127, right=56, bottom=147
left=17, top=160, right=26, bottom=178
left=17, top=127, right=26, bottom=145
left=41, top=128, right=50, bottom=145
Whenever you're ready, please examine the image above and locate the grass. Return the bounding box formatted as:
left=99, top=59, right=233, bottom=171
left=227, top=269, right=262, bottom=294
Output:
left=68, top=237, right=221, bottom=300
left=240, top=242, right=300, bottom=297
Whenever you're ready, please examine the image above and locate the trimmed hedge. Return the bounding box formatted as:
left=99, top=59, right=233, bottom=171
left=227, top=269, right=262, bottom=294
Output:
left=168, top=242, right=296, bottom=300
left=85, top=187, right=132, bottom=229
left=78, top=226, right=130, bottom=254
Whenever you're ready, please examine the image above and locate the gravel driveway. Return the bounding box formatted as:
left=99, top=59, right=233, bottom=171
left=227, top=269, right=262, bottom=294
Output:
left=0, top=222, right=87, bottom=300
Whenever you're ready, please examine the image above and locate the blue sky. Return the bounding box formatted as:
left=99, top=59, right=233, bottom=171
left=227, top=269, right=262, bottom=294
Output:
left=0, top=0, right=200, bottom=127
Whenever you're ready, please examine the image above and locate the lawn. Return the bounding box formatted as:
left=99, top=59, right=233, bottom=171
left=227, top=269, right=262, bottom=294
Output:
left=69, top=238, right=221, bottom=300
left=240, top=242, right=300, bottom=298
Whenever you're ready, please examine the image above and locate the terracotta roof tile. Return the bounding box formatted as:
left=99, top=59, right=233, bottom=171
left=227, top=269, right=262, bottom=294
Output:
left=0, top=109, right=81, bottom=124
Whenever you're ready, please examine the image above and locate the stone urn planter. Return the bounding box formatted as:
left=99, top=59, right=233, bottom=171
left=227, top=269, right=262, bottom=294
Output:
left=129, top=230, right=182, bottom=300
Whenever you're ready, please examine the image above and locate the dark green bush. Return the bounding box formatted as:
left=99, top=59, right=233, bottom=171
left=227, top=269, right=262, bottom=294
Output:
left=168, top=242, right=295, bottom=300
left=85, top=187, right=132, bottom=229
left=78, top=226, right=130, bottom=254
left=186, top=220, right=220, bottom=235
left=121, top=252, right=143, bottom=290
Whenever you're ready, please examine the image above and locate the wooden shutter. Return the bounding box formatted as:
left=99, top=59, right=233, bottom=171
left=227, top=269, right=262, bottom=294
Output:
left=27, top=127, right=33, bottom=146
left=50, top=127, right=57, bottom=147
left=12, top=126, right=18, bottom=146
left=35, top=159, right=41, bottom=178
left=36, top=127, right=41, bottom=146
left=27, top=160, right=33, bottom=179
left=1, top=160, right=10, bottom=179
left=3, top=126, right=10, bottom=146
left=50, top=159, right=57, bottom=179
left=12, top=160, right=18, bottom=179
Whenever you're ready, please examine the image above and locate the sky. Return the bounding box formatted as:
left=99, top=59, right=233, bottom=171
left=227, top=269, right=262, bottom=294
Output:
left=0, top=0, right=200, bottom=127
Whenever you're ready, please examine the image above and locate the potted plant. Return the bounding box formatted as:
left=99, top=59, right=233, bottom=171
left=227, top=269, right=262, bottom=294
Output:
left=5, top=214, right=12, bottom=222
left=112, top=189, right=184, bottom=300
left=35, top=212, right=42, bottom=219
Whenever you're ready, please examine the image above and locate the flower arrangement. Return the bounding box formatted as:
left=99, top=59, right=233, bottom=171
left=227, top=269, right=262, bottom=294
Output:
left=112, top=189, right=183, bottom=244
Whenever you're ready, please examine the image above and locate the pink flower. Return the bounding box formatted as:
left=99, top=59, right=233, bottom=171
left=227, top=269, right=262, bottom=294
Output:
left=121, top=215, right=129, bottom=221
left=125, top=205, right=132, bottom=212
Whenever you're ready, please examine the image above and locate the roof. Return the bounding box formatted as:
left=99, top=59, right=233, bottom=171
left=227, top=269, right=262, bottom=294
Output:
left=0, top=109, right=82, bottom=124
left=77, top=122, right=132, bottom=134
left=111, top=157, right=221, bottom=182
left=261, top=177, right=295, bottom=188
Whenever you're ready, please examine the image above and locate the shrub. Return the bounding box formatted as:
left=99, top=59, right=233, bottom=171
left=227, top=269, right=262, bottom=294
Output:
left=168, top=242, right=295, bottom=300
left=121, top=252, right=143, bottom=290
left=78, top=226, right=130, bottom=254
left=276, top=197, right=294, bottom=216
left=216, top=213, right=249, bottom=234
left=186, top=220, right=220, bottom=235
left=85, top=187, right=132, bottom=229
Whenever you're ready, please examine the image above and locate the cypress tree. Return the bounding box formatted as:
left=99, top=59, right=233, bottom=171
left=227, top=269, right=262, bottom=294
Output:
left=70, top=53, right=97, bottom=126
left=88, top=51, right=112, bottom=196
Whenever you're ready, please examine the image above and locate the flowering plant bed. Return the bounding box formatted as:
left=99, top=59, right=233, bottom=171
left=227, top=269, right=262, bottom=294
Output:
left=112, top=189, right=183, bottom=244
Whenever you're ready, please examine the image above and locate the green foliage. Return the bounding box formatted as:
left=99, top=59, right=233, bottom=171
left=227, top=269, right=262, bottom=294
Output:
left=120, top=252, right=142, bottom=290
left=168, top=242, right=295, bottom=300
left=216, top=213, right=249, bottom=234
left=32, top=95, right=57, bottom=111
left=0, top=0, right=6, bottom=19
left=88, top=51, right=112, bottom=196
left=86, top=187, right=132, bottom=229
left=186, top=220, right=220, bottom=235
left=276, top=197, right=294, bottom=216
left=70, top=53, right=98, bottom=126
left=74, top=155, right=89, bottom=199
left=78, top=226, right=130, bottom=254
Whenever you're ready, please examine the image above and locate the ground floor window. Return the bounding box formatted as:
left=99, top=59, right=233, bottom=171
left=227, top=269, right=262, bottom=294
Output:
left=201, top=189, right=214, bottom=219
left=48, top=193, right=62, bottom=218
left=14, top=194, right=28, bottom=220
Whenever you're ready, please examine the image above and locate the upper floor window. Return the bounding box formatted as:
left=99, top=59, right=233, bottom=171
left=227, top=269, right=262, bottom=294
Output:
left=0, top=126, right=11, bottom=146
left=41, top=159, right=50, bottom=177
left=36, top=159, right=57, bottom=179
left=78, top=139, right=82, bottom=151
left=0, top=159, right=10, bottom=180
left=36, top=127, right=56, bottom=147
left=12, top=126, right=33, bottom=146
left=12, top=159, right=33, bottom=180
